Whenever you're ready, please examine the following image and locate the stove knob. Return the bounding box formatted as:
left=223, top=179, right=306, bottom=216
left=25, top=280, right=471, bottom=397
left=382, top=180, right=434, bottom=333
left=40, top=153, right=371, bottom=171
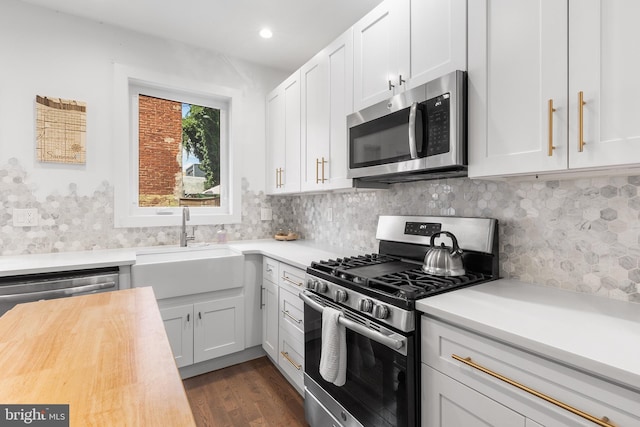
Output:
left=314, top=281, right=328, bottom=293
left=358, top=299, right=373, bottom=313
left=306, top=279, right=315, bottom=289
left=372, top=304, right=389, bottom=320
left=335, top=289, right=348, bottom=303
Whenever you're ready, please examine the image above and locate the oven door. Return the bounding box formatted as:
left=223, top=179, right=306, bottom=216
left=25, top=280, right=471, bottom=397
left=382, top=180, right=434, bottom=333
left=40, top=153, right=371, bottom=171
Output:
left=301, top=291, right=416, bottom=427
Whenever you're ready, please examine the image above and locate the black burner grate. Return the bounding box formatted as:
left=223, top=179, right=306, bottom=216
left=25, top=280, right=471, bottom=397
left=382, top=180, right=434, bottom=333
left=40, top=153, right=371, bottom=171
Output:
left=310, top=254, right=490, bottom=302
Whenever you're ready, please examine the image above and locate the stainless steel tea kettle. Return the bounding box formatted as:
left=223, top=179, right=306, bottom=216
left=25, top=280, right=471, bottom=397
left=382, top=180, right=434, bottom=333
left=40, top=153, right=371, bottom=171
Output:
left=422, top=231, right=466, bottom=276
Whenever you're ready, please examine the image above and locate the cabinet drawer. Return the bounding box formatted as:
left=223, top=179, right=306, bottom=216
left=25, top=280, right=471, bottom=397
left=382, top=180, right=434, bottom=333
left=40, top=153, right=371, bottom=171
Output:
left=263, top=257, right=279, bottom=284
left=279, top=287, right=304, bottom=336
left=279, top=263, right=306, bottom=295
left=421, top=316, right=640, bottom=427
left=278, top=328, right=304, bottom=394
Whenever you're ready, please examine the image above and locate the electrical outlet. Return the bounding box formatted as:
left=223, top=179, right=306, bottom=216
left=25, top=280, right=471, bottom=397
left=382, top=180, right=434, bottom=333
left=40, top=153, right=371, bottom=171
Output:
left=327, top=207, right=333, bottom=222
left=13, top=208, right=39, bottom=227
left=260, top=208, right=273, bottom=221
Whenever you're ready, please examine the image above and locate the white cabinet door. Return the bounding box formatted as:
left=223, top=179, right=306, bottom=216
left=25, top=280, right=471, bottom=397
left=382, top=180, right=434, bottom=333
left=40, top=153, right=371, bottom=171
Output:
left=261, top=279, right=279, bottom=361
left=300, top=29, right=354, bottom=192
left=266, top=71, right=301, bottom=194
left=468, top=0, right=568, bottom=178
left=300, top=48, right=329, bottom=192
left=353, top=0, right=409, bottom=111
left=278, top=328, right=304, bottom=395
left=193, top=296, right=245, bottom=363
left=568, top=0, right=640, bottom=170
left=266, top=86, right=284, bottom=194
left=422, top=365, right=526, bottom=427
left=407, top=0, right=467, bottom=90
left=160, top=304, right=194, bottom=368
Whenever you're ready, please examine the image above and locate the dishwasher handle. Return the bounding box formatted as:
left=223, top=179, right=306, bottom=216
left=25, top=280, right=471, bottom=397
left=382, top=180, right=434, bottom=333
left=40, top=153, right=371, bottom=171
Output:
left=0, top=281, right=116, bottom=304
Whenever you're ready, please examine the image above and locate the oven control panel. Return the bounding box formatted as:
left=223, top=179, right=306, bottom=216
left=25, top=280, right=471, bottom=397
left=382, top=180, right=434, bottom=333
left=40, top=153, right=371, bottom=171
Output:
left=306, top=275, right=415, bottom=333
left=404, top=222, right=441, bottom=236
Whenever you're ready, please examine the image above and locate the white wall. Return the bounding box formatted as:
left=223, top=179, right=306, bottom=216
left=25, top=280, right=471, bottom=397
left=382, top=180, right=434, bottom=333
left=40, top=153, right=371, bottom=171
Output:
left=0, top=0, right=287, bottom=198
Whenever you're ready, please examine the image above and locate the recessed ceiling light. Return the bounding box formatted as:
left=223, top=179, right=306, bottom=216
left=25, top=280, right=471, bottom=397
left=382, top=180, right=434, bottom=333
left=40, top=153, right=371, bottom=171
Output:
left=259, top=28, right=273, bottom=39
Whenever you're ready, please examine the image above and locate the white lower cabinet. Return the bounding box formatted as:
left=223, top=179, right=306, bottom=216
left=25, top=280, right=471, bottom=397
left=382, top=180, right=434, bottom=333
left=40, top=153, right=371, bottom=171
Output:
left=422, top=366, right=525, bottom=427
left=421, top=316, right=640, bottom=427
left=160, top=304, right=194, bottom=368
left=262, top=256, right=306, bottom=395
left=261, top=278, right=279, bottom=361
left=193, top=297, right=245, bottom=363
left=278, top=328, right=304, bottom=393
left=160, top=295, right=245, bottom=368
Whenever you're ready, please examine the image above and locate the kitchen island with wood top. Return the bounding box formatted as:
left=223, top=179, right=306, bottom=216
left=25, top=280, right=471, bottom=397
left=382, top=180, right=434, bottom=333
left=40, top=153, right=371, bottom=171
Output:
left=0, top=287, right=195, bottom=426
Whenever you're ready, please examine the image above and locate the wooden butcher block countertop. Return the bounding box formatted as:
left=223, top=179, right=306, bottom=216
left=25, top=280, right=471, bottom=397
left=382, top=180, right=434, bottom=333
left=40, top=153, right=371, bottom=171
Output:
left=0, top=287, right=195, bottom=426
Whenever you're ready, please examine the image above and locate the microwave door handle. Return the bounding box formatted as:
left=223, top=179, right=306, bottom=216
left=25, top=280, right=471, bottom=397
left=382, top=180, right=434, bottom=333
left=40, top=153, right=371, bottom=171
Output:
left=408, top=102, right=418, bottom=159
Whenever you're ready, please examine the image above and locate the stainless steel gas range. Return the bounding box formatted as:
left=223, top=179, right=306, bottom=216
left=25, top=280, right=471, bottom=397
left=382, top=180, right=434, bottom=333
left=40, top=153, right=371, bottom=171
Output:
left=301, top=215, right=499, bottom=427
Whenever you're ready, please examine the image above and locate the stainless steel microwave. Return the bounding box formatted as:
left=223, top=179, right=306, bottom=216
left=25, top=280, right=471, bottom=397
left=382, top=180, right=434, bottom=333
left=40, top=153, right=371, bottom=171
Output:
left=347, top=70, right=466, bottom=183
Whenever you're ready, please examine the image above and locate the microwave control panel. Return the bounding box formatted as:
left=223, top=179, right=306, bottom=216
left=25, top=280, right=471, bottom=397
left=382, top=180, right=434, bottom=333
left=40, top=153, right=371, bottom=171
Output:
left=426, top=93, right=450, bottom=156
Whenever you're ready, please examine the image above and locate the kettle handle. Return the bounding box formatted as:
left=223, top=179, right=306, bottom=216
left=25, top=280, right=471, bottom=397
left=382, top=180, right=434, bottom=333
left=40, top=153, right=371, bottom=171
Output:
left=429, top=231, right=461, bottom=254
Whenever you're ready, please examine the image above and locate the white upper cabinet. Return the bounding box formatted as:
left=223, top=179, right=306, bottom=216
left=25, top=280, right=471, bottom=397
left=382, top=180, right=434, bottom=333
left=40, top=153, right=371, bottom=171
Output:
left=300, top=29, right=354, bottom=192
left=470, top=0, right=640, bottom=178
left=568, top=0, right=640, bottom=170
left=408, top=0, right=467, bottom=90
left=468, top=0, right=568, bottom=178
left=266, top=71, right=301, bottom=194
left=353, top=0, right=408, bottom=111
left=353, top=0, right=467, bottom=111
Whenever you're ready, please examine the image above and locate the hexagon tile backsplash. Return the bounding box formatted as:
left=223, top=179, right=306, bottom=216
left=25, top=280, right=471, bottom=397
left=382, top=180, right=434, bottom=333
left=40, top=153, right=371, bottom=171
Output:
left=2, top=157, right=640, bottom=303
left=275, top=175, right=640, bottom=304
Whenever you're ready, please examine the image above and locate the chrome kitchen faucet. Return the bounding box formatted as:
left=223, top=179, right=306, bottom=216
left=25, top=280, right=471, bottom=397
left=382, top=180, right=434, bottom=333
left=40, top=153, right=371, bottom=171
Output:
left=180, top=207, right=195, bottom=247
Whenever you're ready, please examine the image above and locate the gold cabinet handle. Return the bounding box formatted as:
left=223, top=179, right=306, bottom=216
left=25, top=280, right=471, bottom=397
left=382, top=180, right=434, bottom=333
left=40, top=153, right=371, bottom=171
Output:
left=281, top=351, right=302, bottom=370
left=281, top=309, right=303, bottom=324
left=452, top=355, right=615, bottom=427
left=315, top=157, right=327, bottom=184
left=282, top=275, right=303, bottom=287
left=276, top=168, right=283, bottom=188
left=579, top=91, right=586, bottom=152
left=548, top=99, right=556, bottom=156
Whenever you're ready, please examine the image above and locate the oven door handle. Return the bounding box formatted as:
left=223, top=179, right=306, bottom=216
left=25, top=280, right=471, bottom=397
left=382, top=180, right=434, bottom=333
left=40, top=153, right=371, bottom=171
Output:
left=300, top=291, right=406, bottom=352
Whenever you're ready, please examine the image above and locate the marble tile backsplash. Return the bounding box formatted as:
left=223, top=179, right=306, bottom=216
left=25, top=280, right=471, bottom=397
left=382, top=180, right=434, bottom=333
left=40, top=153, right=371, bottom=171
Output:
left=3, top=157, right=640, bottom=303
left=0, top=158, right=274, bottom=254
left=273, top=175, right=640, bottom=304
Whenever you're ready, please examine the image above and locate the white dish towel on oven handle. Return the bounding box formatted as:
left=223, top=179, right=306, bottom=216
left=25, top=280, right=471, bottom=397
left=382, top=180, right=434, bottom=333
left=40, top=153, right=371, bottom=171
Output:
left=319, top=307, right=347, bottom=386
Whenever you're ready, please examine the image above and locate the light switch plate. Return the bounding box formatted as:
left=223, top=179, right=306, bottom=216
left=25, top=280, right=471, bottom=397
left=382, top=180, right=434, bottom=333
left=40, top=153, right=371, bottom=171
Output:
left=260, top=208, right=272, bottom=221
left=13, top=208, right=39, bottom=227
left=327, top=207, right=333, bottom=222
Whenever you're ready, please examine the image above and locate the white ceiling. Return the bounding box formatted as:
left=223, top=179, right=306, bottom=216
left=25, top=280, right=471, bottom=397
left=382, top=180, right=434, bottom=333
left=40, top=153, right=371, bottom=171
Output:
left=18, top=0, right=383, bottom=72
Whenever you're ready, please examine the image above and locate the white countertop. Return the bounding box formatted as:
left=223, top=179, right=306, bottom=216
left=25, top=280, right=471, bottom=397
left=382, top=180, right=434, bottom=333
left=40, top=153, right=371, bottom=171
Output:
left=0, top=248, right=137, bottom=277
left=228, top=239, right=360, bottom=270
left=0, top=239, right=357, bottom=277
left=416, top=279, right=640, bottom=392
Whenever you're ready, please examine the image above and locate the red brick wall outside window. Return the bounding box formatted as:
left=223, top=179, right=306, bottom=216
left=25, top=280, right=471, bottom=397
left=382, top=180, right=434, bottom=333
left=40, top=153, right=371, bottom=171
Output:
left=138, top=95, right=182, bottom=207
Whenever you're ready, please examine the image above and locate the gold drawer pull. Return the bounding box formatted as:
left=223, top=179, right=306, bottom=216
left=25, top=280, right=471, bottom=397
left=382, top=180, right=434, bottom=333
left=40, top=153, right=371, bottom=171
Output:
left=452, top=355, right=614, bottom=427
left=578, top=91, right=586, bottom=152
left=281, top=309, right=302, bottom=324
left=281, top=351, right=302, bottom=370
left=548, top=99, right=556, bottom=156
left=282, top=275, right=303, bottom=287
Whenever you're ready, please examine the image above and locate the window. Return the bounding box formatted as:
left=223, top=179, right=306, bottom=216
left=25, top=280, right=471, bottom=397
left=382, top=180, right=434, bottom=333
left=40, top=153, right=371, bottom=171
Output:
left=113, top=64, right=241, bottom=227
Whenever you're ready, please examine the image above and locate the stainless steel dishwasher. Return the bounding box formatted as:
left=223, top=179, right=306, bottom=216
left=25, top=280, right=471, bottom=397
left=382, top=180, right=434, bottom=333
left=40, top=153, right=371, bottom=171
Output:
left=0, top=267, right=120, bottom=316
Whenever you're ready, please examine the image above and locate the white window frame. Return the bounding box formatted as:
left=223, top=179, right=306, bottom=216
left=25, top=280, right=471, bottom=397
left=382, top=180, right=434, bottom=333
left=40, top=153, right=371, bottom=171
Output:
left=113, top=63, right=241, bottom=227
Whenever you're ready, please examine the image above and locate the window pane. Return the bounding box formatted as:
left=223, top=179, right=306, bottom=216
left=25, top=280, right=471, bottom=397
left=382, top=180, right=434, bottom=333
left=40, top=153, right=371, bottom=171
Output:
left=138, top=94, right=221, bottom=208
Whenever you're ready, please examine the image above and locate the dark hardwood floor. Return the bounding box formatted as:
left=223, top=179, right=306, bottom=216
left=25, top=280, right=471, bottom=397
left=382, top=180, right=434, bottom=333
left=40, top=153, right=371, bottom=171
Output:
left=183, top=357, right=308, bottom=427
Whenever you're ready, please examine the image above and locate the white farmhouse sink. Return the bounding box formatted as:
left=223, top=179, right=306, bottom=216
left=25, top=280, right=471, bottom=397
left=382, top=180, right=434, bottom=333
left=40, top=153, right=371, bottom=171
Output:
left=131, top=245, right=244, bottom=299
